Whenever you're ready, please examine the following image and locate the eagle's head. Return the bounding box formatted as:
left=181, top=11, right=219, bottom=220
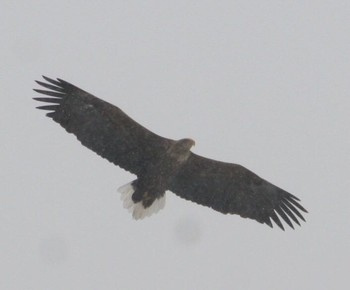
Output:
left=167, top=138, right=195, bottom=162
left=178, top=138, right=195, bottom=150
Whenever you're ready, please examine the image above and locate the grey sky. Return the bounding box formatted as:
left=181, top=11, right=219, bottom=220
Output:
left=1, top=1, right=349, bottom=289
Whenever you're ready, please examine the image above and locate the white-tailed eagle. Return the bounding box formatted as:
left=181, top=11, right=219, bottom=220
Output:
left=34, top=76, right=307, bottom=230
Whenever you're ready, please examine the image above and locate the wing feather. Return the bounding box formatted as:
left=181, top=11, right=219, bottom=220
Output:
left=33, top=97, right=62, bottom=104
left=34, top=76, right=174, bottom=175
left=280, top=203, right=300, bottom=226
left=35, top=80, right=65, bottom=92
left=170, top=153, right=307, bottom=230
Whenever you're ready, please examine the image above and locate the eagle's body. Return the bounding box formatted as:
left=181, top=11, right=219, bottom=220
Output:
left=34, top=76, right=307, bottom=230
left=122, top=138, right=195, bottom=219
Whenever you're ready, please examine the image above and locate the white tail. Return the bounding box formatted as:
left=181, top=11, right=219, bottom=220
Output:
left=118, top=181, right=166, bottom=220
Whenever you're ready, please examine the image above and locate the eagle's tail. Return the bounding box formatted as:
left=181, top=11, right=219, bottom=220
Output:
left=118, top=181, right=166, bottom=220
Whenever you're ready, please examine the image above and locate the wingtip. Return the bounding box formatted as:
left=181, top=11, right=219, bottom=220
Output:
left=288, top=193, right=301, bottom=201
left=265, top=220, right=273, bottom=228
left=56, top=77, right=68, bottom=85
left=42, top=75, right=51, bottom=81
left=41, top=75, right=62, bottom=86
left=41, top=75, right=52, bottom=82
left=270, top=211, right=285, bottom=231
left=36, top=105, right=59, bottom=111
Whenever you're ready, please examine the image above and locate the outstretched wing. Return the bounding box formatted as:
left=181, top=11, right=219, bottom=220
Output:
left=34, top=76, right=174, bottom=175
left=170, top=153, right=307, bottom=230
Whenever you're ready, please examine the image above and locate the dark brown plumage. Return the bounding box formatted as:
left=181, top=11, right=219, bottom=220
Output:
left=34, top=76, right=307, bottom=230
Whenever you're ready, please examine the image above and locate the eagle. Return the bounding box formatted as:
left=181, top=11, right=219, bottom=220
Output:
left=34, top=76, right=307, bottom=230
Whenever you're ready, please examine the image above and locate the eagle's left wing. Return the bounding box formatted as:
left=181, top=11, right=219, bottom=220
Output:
left=169, top=153, right=307, bottom=230
left=34, top=76, right=174, bottom=176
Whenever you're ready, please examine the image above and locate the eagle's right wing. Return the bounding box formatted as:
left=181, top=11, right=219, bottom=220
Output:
left=170, top=153, right=307, bottom=230
left=34, top=76, right=174, bottom=176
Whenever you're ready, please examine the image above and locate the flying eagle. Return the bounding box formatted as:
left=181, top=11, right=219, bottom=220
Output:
left=34, top=76, right=307, bottom=230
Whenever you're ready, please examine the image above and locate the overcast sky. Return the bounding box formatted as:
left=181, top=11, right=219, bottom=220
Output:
left=1, top=1, right=349, bottom=290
